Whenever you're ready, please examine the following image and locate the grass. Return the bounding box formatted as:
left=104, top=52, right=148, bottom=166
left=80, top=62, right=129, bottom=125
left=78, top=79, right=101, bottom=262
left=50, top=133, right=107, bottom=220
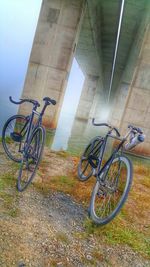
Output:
left=81, top=248, right=105, bottom=266
left=51, top=175, right=77, bottom=188
left=55, top=231, right=70, bottom=244
left=84, top=215, right=150, bottom=258
left=0, top=140, right=149, bottom=258
left=0, top=170, right=20, bottom=218
left=82, top=161, right=150, bottom=259
left=35, top=173, right=95, bottom=207
left=0, top=172, right=16, bottom=188
left=54, top=150, right=71, bottom=158
left=36, top=153, right=150, bottom=259
left=92, top=250, right=105, bottom=262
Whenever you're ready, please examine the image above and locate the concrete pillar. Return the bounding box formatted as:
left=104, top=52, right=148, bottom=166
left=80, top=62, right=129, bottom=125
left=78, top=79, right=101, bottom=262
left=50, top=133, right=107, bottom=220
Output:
left=110, top=2, right=150, bottom=133
left=109, top=82, right=129, bottom=128
left=67, top=74, right=101, bottom=153
left=19, top=0, right=84, bottom=128
left=120, top=25, right=150, bottom=156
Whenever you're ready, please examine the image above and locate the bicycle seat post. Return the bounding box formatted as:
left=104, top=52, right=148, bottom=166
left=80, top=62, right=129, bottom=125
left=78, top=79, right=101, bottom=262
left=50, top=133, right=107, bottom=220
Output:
left=40, top=97, right=56, bottom=117
left=40, top=101, right=49, bottom=117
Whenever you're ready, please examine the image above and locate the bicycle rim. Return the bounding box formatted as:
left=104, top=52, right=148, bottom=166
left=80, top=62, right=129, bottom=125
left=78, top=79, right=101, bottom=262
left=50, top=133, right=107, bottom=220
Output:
left=2, top=115, right=28, bottom=162
left=90, top=156, right=132, bottom=225
left=17, top=126, right=45, bottom=192
left=78, top=137, right=103, bottom=181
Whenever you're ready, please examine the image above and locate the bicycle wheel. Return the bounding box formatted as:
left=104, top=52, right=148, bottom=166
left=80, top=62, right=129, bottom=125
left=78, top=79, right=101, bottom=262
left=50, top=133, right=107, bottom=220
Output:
left=89, top=155, right=132, bottom=225
left=78, top=137, right=104, bottom=181
left=17, top=126, right=45, bottom=192
left=2, top=115, right=29, bottom=162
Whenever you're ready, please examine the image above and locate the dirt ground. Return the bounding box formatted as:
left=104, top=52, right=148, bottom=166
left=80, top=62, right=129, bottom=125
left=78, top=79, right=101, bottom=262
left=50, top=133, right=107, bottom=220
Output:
left=0, top=145, right=150, bottom=267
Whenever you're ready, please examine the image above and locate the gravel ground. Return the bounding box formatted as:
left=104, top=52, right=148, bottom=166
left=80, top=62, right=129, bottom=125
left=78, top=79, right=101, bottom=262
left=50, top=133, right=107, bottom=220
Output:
left=0, top=145, right=150, bottom=267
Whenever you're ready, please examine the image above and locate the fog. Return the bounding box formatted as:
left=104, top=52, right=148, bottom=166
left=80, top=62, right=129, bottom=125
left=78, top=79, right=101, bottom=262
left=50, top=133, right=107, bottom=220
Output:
left=0, top=0, right=42, bottom=133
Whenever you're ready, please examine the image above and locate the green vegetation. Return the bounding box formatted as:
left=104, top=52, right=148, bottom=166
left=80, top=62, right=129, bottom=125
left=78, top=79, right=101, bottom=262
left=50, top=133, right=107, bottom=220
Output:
left=37, top=154, right=150, bottom=259
left=91, top=250, right=105, bottom=262
left=82, top=161, right=150, bottom=258
left=0, top=170, right=20, bottom=218
left=54, top=150, right=70, bottom=158
left=127, top=153, right=150, bottom=167
left=52, top=175, right=76, bottom=188
left=0, top=172, right=15, bottom=188
left=84, top=215, right=150, bottom=258
left=45, top=129, right=55, bottom=147
left=55, top=231, right=70, bottom=244
left=35, top=175, right=78, bottom=196
left=0, top=142, right=149, bottom=259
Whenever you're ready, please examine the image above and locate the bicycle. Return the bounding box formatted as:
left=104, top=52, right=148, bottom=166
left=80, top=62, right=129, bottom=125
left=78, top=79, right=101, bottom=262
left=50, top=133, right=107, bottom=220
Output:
left=78, top=118, right=145, bottom=225
left=2, top=96, right=56, bottom=192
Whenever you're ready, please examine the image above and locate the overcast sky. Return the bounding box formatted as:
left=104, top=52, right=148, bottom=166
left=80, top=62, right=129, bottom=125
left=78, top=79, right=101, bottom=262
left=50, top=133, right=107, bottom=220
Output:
left=0, top=0, right=85, bottom=149
left=52, top=58, right=85, bottom=150
left=0, top=0, right=42, bottom=130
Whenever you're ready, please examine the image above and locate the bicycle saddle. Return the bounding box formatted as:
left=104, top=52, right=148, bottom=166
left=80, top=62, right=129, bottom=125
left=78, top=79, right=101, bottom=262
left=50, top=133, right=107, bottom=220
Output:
left=43, top=97, right=56, bottom=105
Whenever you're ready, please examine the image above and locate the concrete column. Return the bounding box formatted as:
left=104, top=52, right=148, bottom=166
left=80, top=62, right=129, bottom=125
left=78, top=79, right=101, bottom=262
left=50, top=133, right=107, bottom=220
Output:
left=109, top=82, right=129, bottom=128
left=110, top=2, right=150, bottom=133
left=67, top=74, right=100, bottom=153
left=19, top=0, right=84, bottom=128
left=120, top=25, right=150, bottom=156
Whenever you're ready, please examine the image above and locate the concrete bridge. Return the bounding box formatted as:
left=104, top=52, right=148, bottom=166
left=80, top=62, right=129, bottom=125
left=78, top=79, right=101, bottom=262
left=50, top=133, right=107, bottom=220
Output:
left=20, top=0, right=150, bottom=156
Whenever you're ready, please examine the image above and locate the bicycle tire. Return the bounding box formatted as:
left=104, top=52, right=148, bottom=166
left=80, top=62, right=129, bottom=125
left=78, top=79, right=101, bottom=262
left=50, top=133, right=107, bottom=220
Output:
left=2, top=114, right=28, bottom=162
left=17, top=126, right=45, bottom=192
left=78, top=136, right=104, bottom=181
left=89, top=155, right=132, bottom=225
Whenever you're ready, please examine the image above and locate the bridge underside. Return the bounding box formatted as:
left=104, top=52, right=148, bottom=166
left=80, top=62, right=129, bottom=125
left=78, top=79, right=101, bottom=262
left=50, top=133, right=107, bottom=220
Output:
left=76, top=0, right=148, bottom=97
left=20, top=0, right=150, bottom=156
left=70, top=0, right=150, bottom=156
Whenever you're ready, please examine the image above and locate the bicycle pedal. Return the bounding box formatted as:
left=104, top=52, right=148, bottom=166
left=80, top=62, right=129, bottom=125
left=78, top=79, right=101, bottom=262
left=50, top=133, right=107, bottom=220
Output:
left=97, top=191, right=101, bottom=197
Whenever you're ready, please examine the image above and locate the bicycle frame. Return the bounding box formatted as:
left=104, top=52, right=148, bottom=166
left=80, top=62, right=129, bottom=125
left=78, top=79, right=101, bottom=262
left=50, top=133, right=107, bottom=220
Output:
left=94, top=132, right=126, bottom=180
left=24, top=103, right=47, bottom=144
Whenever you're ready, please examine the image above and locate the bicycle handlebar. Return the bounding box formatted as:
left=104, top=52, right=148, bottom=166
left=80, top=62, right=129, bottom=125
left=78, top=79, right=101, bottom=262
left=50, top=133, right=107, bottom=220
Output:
left=128, top=124, right=143, bottom=134
left=92, top=118, right=110, bottom=127
left=92, top=118, right=145, bottom=150
left=9, top=96, right=40, bottom=107
left=92, top=118, right=120, bottom=137
left=9, top=96, right=57, bottom=107
left=9, top=96, right=25, bottom=105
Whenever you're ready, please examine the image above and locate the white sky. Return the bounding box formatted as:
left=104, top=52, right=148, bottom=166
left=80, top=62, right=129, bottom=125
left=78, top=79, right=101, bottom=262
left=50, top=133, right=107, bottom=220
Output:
left=0, top=0, right=85, bottom=149
left=52, top=58, right=85, bottom=150
left=0, top=0, right=42, bottom=131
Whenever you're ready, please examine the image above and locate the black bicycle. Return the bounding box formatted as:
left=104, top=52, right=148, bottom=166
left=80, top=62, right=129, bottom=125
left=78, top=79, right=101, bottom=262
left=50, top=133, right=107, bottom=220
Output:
left=78, top=119, right=145, bottom=225
left=2, top=96, right=56, bottom=191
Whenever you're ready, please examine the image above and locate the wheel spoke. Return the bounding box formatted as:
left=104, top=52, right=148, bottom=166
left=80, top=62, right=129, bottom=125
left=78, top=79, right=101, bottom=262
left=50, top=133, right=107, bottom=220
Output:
left=2, top=115, right=28, bottom=162
left=78, top=137, right=103, bottom=181
left=81, top=161, right=89, bottom=174
left=90, top=156, right=132, bottom=225
left=17, top=127, right=45, bottom=191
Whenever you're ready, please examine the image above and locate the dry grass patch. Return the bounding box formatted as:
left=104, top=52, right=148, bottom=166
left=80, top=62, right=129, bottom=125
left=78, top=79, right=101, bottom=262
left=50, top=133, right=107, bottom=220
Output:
left=55, top=231, right=70, bottom=244
left=37, top=154, right=150, bottom=258
left=83, top=161, right=150, bottom=258
left=84, top=215, right=150, bottom=258
left=35, top=174, right=95, bottom=207
left=0, top=171, right=20, bottom=218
